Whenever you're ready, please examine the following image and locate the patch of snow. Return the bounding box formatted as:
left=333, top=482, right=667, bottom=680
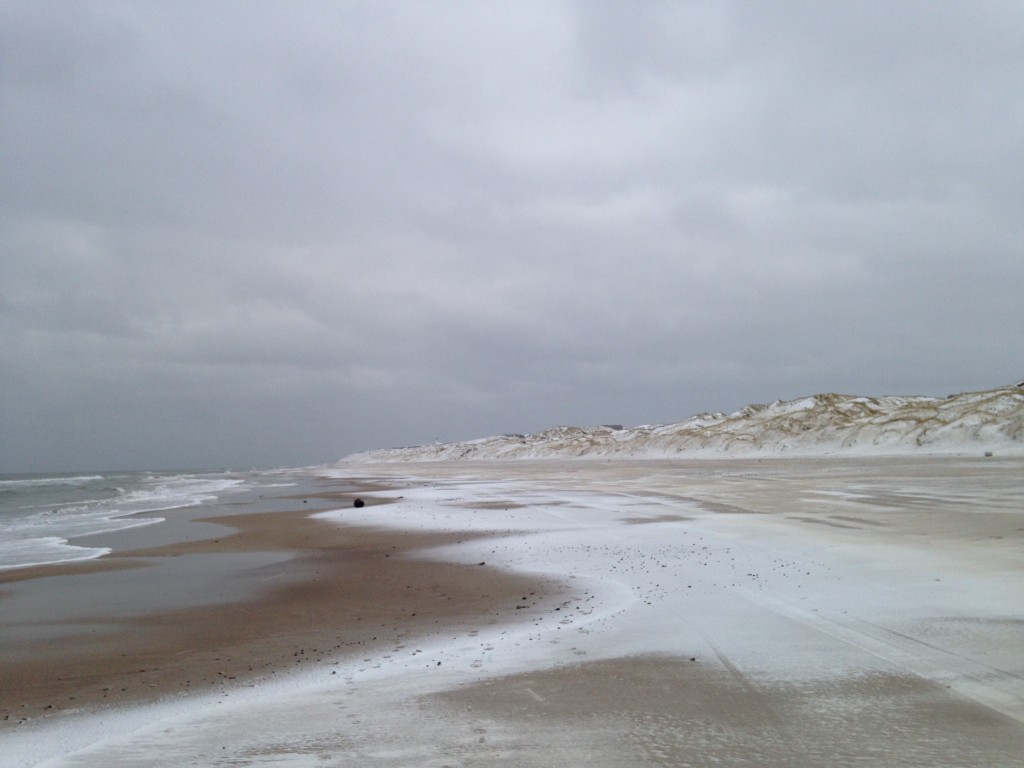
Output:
left=342, top=385, right=1024, bottom=463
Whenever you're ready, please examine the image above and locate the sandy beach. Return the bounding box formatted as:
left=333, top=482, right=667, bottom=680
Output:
left=1, top=476, right=556, bottom=727
left=3, top=457, right=1024, bottom=766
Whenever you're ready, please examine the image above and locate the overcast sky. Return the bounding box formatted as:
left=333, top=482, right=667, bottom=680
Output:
left=2, top=1, right=1022, bottom=472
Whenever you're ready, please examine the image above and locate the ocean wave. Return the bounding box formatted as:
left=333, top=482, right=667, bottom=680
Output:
left=0, top=536, right=112, bottom=571
left=0, top=471, right=248, bottom=571
left=0, top=474, right=105, bottom=487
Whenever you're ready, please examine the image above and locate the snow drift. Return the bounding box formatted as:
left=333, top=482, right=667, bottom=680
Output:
left=342, top=385, right=1024, bottom=462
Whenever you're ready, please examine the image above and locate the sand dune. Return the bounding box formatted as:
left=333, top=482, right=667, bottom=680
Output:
left=345, top=385, right=1024, bottom=462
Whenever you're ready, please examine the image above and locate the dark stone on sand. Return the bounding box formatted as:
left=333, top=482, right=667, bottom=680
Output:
left=353, top=498, right=365, bottom=508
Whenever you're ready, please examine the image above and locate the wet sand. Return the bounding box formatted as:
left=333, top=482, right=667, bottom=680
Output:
left=0, top=475, right=559, bottom=726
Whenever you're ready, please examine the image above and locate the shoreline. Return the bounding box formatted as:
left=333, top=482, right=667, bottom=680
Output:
left=0, top=473, right=563, bottom=727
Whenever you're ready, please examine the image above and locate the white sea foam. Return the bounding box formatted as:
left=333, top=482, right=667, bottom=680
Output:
left=0, top=536, right=112, bottom=570
left=0, top=474, right=247, bottom=571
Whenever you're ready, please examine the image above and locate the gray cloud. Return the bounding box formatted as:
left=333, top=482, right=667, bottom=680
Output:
left=2, top=1, right=1022, bottom=471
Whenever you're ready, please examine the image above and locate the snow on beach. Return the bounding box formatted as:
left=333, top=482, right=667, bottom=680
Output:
left=6, top=454, right=1024, bottom=766
left=343, top=385, right=1024, bottom=462
left=4, top=386, right=1024, bottom=765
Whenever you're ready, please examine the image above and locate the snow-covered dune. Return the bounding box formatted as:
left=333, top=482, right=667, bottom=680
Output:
left=343, top=385, right=1024, bottom=462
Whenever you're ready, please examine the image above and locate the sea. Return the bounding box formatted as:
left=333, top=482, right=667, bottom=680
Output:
left=0, top=469, right=293, bottom=571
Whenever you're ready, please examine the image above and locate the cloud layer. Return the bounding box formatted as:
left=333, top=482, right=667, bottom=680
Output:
left=3, top=1, right=1023, bottom=471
